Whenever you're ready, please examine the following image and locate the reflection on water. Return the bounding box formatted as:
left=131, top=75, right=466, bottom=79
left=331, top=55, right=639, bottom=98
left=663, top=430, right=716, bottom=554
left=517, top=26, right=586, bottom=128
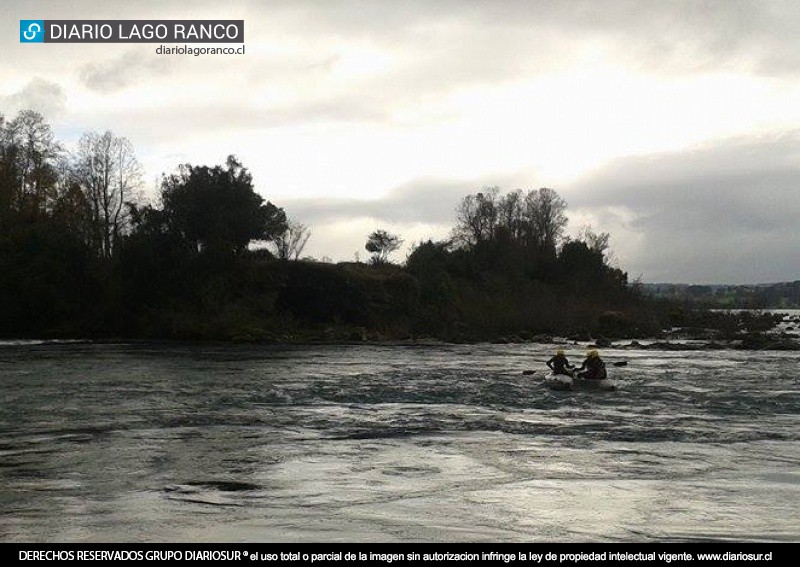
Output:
left=1, top=342, right=799, bottom=542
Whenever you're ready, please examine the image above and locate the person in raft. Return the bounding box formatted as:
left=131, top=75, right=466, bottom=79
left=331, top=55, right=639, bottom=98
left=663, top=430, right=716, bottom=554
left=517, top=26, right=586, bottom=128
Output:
left=546, top=349, right=574, bottom=376
left=577, top=350, right=607, bottom=380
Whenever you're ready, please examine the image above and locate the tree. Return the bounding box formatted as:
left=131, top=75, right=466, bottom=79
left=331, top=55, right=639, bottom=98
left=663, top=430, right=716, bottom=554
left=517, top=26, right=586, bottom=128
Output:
left=73, top=131, right=142, bottom=258
left=2, top=110, right=61, bottom=215
left=453, top=187, right=499, bottom=247
left=272, top=220, right=311, bottom=260
left=0, top=113, right=16, bottom=218
left=453, top=187, right=568, bottom=256
left=365, top=229, right=403, bottom=264
left=496, top=189, right=525, bottom=243
left=577, top=225, right=610, bottom=256
left=524, top=187, right=568, bottom=255
left=51, top=179, right=92, bottom=245
left=159, top=155, right=286, bottom=255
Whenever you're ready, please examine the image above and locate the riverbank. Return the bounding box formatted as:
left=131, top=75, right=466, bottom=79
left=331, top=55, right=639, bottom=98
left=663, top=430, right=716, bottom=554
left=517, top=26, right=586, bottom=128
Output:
left=3, top=329, right=799, bottom=351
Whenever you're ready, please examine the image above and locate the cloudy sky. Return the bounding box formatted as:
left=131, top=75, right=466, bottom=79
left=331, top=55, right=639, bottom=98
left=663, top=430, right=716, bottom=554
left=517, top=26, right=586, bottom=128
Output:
left=3, top=0, right=800, bottom=283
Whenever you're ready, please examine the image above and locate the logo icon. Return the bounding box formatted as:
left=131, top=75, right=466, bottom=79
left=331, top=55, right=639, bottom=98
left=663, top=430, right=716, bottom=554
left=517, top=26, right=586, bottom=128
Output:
left=20, top=20, right=44, bottom=43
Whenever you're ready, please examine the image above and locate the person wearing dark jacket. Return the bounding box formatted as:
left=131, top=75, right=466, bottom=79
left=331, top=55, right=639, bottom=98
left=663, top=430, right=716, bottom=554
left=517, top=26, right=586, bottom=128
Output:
left=577, top=350, right=607, bottom=380
left=546, top=349, right=574, bottom=376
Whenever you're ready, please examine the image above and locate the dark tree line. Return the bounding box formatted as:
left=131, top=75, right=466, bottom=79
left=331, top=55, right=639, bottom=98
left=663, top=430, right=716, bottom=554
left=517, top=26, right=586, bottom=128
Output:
left=0, top=110, right=294, bottom=337
left=1, top=110, right=142, bottom=257
left=412, top=185, right=626, bottom=296
left=2, top=109, right=661, bottom=341
left=394, top=186, right=639, bottom=339
left=454, top=186, right=568, bottom=255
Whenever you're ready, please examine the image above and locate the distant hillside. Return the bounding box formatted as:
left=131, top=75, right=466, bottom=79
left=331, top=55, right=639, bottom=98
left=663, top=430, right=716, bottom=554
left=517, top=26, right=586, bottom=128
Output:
left=642, top=281, right=800, bottom=309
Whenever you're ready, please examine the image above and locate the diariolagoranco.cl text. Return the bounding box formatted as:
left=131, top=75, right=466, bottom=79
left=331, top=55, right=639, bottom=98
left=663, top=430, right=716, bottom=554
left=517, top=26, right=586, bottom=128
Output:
left=156, top=44, right=245, bottom=56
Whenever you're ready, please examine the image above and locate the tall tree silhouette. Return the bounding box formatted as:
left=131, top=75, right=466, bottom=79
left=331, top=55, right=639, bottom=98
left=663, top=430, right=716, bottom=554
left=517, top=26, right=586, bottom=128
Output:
left=525, top=187, right=567, bottom=256
left=73, top=131, right=142, bottom=258
left=1, top=110, right=61, bottom=215
left=159, top=155, right=286, bottom=255
left=454, top=187, right=499, bottom=247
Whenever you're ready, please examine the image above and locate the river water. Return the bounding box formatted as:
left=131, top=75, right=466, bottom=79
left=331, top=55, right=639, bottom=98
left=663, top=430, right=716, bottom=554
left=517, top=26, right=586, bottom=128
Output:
left=1, top=341, right=798, bottom=542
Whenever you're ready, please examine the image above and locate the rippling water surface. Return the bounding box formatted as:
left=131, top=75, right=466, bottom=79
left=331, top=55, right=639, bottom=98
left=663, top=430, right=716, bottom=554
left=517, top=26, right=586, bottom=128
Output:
left=1, top=342, right=799, bottom=542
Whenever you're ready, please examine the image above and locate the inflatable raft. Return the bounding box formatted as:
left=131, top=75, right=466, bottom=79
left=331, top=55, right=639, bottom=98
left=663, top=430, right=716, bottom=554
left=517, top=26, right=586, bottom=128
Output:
left=544, top=373, right=617, bottom=391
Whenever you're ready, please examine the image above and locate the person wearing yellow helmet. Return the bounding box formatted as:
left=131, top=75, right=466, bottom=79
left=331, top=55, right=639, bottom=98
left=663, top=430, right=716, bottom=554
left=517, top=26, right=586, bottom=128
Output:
left=577, top=349, right=607, bottom=380
left=546, top=348, right=574, bottom=376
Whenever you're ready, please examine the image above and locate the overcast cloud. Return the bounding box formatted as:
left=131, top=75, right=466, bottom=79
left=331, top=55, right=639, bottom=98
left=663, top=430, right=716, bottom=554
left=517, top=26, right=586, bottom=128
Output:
left=79, top=51, right=174, bottom=93
left=3, top=0, right=800, bottom=283
left=0, top=77, right=66, bottom=116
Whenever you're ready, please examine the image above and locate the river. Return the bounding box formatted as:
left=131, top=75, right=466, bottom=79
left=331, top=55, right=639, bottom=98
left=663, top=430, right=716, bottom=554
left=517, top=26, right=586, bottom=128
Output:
left=1, top=341, right=798, bottom=542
